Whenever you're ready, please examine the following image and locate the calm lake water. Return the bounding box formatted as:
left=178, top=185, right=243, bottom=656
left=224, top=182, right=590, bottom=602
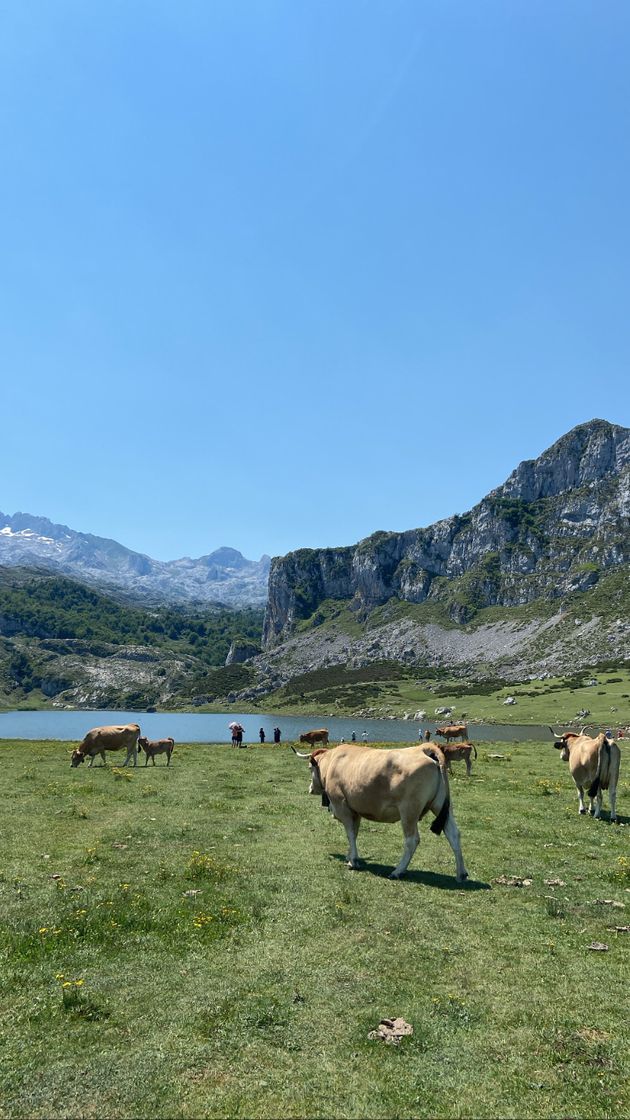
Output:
left=0, top=710, right=554, bottom=744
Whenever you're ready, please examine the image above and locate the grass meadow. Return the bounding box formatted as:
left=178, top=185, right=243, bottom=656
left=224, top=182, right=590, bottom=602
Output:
left=266, top=668, right=630, bottom=729
left=1, top=738, right=629, bottom=1119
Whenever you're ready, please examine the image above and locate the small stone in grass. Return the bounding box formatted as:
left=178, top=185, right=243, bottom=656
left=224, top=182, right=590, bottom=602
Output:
left=368, top=1017, right=413, bottom=1044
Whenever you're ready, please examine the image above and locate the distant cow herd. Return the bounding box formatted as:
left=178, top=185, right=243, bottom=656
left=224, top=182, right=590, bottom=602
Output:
left=69, top=717, right=622, bottom=883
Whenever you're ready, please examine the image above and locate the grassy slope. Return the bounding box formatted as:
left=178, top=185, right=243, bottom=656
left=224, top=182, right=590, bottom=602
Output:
left=1, top=740, right=628, bottom=1119
left=266, top=666, right=630, bottom=729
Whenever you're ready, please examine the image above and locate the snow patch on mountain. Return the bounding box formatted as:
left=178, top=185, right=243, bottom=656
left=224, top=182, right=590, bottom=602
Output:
left=0, top=511, right=270, bottom=606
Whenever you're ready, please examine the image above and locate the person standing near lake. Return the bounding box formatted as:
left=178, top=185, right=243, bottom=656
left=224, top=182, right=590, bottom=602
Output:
left=259, top=728, right=265, bottom=743
left=273, top=727, right=281, bottom=744
left=361, top=731, right=368, bottom=742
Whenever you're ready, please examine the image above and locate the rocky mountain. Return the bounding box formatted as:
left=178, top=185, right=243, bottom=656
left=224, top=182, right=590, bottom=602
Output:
left=263, top=420, right=630, bottom=648
left=0, top=512, right=270, bottom=607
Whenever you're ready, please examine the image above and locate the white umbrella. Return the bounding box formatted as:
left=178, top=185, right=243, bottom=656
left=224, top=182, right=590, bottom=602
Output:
left=228, top=722, right=243, bottom=731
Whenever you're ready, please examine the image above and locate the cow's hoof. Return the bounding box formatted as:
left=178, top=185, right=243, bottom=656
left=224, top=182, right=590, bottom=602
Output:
left=457, top=873, right=469, bottom=882
left=579, top=808, right=587, bottom=815
left=347, top=861, right=360, bottom=870
left=388, top=871, right=403, bottom=880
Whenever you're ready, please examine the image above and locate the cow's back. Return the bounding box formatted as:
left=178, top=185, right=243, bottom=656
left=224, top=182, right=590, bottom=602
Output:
left=81, top=724, right=141, bottom=752
left=598, top=737, right=621, bottom=789
left=569, top=733, right=618, bottom=789
left=321, top=745, right=442, bottom=822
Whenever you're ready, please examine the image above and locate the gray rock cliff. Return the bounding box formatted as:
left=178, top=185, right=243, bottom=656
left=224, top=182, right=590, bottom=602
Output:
left=263, top=420, right=630, bottom=647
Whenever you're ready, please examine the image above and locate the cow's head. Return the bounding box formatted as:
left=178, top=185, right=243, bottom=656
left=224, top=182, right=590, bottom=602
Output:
left=138, top=737, right=148, bottom=752
left=549, top=727, right=574, bottom=761
left=291, top=745, right=329, bottom=802
left=70, top=749, right=85, bottom=768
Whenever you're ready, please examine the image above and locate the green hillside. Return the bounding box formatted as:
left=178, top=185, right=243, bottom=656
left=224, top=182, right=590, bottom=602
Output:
left=0, top=567, right=263, bottom=709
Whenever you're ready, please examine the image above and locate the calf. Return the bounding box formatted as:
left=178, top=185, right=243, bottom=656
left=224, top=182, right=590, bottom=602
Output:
left=550, top=728, right=620, bottom=821
left=138, top=736, right=175, bottom=766
left=439, top=741, right=477, bottom=776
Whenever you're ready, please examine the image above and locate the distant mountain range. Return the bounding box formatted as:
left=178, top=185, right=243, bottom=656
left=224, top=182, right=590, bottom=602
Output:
left=0, top=512, right=270, bottom=606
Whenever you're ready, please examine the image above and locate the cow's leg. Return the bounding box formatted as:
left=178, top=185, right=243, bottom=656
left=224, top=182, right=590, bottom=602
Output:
left=166, top=751, right=171, bottom=767
left=333, top=802, right=362, bottom=869
left=151, top=754, right=156, bottom=766
left=88, top=754, right=95, bottom=767
left=443, top=809, right=468, bottom=882
left=592, top=789, right=603, bottom=819
left=124, top=744, right=138, bottom=768
left=144, top=753, right=149, bottom=767
left=576, top=784, right=586, bottom=814
left=465, top=755, right=472, bottom=777
left=390, top=811, right=419, bottom=879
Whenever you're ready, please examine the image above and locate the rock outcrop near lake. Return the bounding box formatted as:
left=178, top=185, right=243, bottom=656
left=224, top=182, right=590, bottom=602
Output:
left=263, top=420, right=630, bottom=647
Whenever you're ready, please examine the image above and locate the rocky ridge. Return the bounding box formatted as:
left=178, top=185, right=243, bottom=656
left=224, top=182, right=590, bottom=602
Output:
left=0, top=513, right=270, bottom=606
left=263, top=420, right=630, bottom=647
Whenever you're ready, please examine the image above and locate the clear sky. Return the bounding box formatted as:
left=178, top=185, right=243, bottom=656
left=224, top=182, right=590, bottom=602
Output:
left=1, top=1, right=629, bottom=562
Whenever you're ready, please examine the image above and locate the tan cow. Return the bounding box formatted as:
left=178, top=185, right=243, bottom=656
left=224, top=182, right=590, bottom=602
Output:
left=299, top=728, right=329, bottom=746
left=292, top=743, right=468, bottom=881
left=138, top=736, right=174, bottom=766
left=436, top=723, right=468, bottom=743
left=70, top=724, right=141, bottom=768
left=550, top=728, right=620, bottom=821
left=439, top=741, right=477, bottom=776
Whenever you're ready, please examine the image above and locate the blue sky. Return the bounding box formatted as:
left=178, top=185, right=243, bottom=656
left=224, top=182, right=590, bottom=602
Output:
left=1, top=0, right=629, bottom=562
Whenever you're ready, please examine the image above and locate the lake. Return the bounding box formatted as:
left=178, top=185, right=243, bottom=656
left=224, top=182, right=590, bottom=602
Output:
left=0, top=709, right=555, bottom=744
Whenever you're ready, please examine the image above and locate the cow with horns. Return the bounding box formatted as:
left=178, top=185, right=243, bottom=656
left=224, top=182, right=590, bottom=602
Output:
left=291, top=742, right=468, bottom=882
left=550, top=727, right=620, bottom=821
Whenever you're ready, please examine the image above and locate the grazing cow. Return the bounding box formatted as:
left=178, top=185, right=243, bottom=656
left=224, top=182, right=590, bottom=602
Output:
left=439, top=741, right=477, bottom=776
left=138, top=736, right=175, bottom=766
left=550, top=728, right=620, bottom=821
left=292, top=743, right=468, bottom=882
left=436, top=723, right=468, bottom=743
left=70, top=724, right=141, bottom=768
left=299, top=728, right=329, bottom=747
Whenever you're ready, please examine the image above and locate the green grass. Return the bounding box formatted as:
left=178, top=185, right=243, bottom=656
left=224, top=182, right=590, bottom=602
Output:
left=0, top=739, right=629, bottom=1118
left=263, top=664, right=630, bottom=728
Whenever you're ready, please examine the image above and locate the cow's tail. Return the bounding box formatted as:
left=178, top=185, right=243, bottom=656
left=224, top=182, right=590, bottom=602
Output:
left=425, top=746, right=451, bottom=835
left=472, top=743, right=477, bottom=759
left=430, top=796, right=451, bottom=835
left=588, top=737, right=611, bottom=799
